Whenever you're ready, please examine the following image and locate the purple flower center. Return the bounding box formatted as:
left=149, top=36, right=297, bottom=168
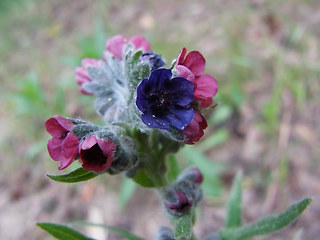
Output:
left=81, top=144, right=108, bottom=166
left=148, top=89, right=172, bottom=116
left=136, top=69, right=195, bottom=130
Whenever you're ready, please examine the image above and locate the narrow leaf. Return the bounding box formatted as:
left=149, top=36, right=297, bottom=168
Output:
left=71, top=221, right=145, bottom=240
left=174, top=214, right=193, bottom=240
left=37, top=222, right=95, bottom=240
left=197, top=128, right=229, bottom=152
left=225, top=171, right=242, bottom=228
left=219, top=198, right=311, bottom=240
left=48, top=168, right=98, bottom=183
left=131, top=169, right=155, bottom=188
left=119, top=176, right=137, bottom=209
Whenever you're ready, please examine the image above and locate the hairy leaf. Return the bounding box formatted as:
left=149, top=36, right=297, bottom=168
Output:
left=48, top=168, right=98, bottom=183
left=225, top=171, right=242, bottom=228
left=71, top=221, right=145, bottom=240
left=219, top=198, right=311, bottom=240
left=37, top=222, right=95, bottom=240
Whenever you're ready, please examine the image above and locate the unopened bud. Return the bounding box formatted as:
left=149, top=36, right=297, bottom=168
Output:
left=156, top=226, right=175, bottom=240
left=178, top=167, right=203, bottom=184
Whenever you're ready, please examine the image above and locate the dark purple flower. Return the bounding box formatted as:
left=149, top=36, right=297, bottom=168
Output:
left=79, top=135, right=116, bottom=173
left=45, top=115, right=80, bottom=170
left=136, top=69, right=194, bottom=130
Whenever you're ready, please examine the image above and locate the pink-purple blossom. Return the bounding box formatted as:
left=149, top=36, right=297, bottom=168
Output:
left=106, top=35, right=151, bottom=60
left=45, top=115, right=80, bottom=170
left=175, top=48, right=218, bottom=108
left=75, top=58, right=100, bottom=95
left=182, top=110, right=208, bottom=144
left=79, top=135, right=116, bottom=172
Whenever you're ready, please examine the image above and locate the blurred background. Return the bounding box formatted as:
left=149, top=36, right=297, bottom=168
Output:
left=0, top=0, right=319, bottom=239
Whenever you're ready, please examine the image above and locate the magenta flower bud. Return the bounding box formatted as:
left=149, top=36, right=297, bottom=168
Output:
left=75, top=58, right=100, bottom=95
left=105, top=35, right=151, bottom=60
left=79, top=135, right=116, bottom=173
left=129, top=35, right=151, bottom=52
left=105, top=35, right=127, bottom=60
left=182, top=110, right=208, bottom=144
left=166, top=190, right=193, bottom=215
left=45, top=115, right=80, bottom=170
left=178, top=167, right=204, bottom=184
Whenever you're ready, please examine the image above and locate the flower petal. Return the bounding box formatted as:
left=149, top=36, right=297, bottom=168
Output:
left=141, top=113, right=171, bottom=130
left=176, top=48, right=187, bottom=65
left=183, top=111, right=207, bottom=144
left=200, top=98, right=213, bottom=109
left=167, top=77, right=194, bottom=106
left=148, top=68, right=172, bottom=90
left=175, top=65, right=195, bottom=83
left=80, top=135, right=98, bottom=150
left=130, top=36, right=151, bottom=52
left=106, top=35, right=127, bottom=59
left=57, top=157, right=75, bottom=170
left=194, top=74, right=218, bottom=99
left=183, top=51, right=206, bottom=76
left=62, top=132, right=80, bottom=160
left=136, top=78, right=151, bottom=112
left=45, top=116, right=73, bottom=138
left=166, top=106, right=194, bottom=130
left=97, top=138, right=116, bottom=159
left=47, top=138, right=64, bottom=161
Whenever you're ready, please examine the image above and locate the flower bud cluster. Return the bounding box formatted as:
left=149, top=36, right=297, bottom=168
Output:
left=45, top=34, right=218, bottom=177
left=155, top=226, right=175, bottom=240
left=45, top=115, right=137, bottom=173
left=162, top=167, right=203, bottom=217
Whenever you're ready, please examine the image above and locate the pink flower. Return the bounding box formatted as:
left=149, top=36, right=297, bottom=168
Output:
left=79, top=135, right=116, bottom=172
left=105, top=35, right=150, bottom=60
left=45, top=115, right=80, bottom=170
left=75, top=58, right=100, bottom=95
left=182, top=111, right=208, bottom=144
left=175, top=48, right=218, bottom=108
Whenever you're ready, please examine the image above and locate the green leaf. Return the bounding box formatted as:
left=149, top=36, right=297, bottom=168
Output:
left=71, top=221, right=145, bottom=240
left=131, top=50, right=143, bottom=65
left=225, top=171, right=242, bottom=228
left=37, top=222, right=95, bottom=240
left=119, top=176, right=137, bottom=209
left=174, top=214, right=193, bottom=240
left=209, top=104, right=233, bottom=125
left=165, top=154, right=180, bottom=183
left=197, top=128, right=229, bottom=152
left=219, top=198, right=311, bottom=240
left=48, top=168, right=98, bottom=183
left=131, top=169, right=155, bottom=188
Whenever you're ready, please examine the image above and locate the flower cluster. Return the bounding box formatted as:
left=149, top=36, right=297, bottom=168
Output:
left=162, top=167, right=203, bottom=216
left=45, top=115, right=136, bottom=173
left=45, top=34, right=218, bottom=175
